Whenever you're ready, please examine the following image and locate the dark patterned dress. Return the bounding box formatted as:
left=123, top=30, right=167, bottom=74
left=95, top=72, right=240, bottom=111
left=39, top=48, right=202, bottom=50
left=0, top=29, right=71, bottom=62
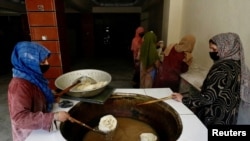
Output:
left=182, top=59, right=241, bottom=126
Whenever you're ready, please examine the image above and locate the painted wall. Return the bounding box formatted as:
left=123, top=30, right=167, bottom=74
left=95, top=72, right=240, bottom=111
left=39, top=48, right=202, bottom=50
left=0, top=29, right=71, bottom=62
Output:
left=165, top=0, right=183, bottom=46
left=165, top=0, right=250, bottom=69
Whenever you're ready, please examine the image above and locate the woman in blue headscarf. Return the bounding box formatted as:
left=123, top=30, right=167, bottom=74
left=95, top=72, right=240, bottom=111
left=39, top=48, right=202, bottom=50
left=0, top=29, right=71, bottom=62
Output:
left=8, top=41, right=71, bottom=141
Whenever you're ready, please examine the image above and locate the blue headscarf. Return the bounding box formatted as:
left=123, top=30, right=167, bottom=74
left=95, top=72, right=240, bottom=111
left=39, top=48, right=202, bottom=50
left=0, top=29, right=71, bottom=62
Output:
left=11, top=41, right=54, bottom=111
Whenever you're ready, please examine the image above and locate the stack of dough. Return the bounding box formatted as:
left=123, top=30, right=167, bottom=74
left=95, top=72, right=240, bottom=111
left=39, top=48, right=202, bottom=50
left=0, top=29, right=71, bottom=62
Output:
left=140, top=133, right=158, bottom=141
left=75, top=81, right=108, bottom=91
left=98, top=114, right=117, bottom=133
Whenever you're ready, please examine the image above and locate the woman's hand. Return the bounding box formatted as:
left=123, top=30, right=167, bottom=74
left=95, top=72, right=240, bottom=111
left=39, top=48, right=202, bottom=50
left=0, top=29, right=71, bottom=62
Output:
left=155, top=60, right=161, bottom=69
left=54, top=96, right=61, bottom=103
left=54, top=111, right=71, bottom=122
left=52, top=89, right=61, bottom=103
left=171, top=93, right=183, bottom=102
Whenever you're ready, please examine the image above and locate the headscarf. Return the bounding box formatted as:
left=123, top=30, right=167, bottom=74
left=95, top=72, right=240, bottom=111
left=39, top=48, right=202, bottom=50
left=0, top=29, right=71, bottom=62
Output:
left=209, top=32, right=250, bottom=102
left=164, top=34, right=196, bottom=66
left=11, top=41, right=54, bottom=111
left=131, top=26, right=145, bottom=60
left=140, top=31, right=159, bottom=69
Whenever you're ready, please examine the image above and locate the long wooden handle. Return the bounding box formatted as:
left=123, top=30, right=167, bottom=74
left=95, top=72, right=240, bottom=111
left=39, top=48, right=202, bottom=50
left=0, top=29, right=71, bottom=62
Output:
left=137, top=95, right=172, bottom=106
left=71, top=117, right=94, bottom=131
left=54, top=81, right=81, bottom=97
left=70, top=117, right=106, bottom=135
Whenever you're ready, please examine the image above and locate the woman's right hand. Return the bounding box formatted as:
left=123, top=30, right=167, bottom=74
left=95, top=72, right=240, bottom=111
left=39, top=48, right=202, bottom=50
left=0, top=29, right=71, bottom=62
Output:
left=54, top=111, right=72, bottom=122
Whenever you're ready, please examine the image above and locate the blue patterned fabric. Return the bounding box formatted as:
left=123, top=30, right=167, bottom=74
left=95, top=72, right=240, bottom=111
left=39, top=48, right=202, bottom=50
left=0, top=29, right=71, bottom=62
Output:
left=11, top=41, right=54, bottom=111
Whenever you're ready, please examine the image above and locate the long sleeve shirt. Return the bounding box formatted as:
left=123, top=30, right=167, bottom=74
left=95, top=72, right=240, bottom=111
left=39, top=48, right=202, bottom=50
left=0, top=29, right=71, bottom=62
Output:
left=8, top=78, right=54, bottom=141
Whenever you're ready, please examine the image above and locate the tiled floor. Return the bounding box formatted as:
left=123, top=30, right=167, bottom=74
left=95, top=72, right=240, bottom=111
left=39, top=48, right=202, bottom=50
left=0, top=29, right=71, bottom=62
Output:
left=0, top=73, right=12, bottom=141
left=0, top=56, right=135, bottom=141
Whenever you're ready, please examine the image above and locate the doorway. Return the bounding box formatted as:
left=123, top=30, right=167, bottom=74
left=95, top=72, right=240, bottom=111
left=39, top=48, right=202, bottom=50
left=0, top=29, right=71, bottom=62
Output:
left=93, top=13, right=141, bottom=59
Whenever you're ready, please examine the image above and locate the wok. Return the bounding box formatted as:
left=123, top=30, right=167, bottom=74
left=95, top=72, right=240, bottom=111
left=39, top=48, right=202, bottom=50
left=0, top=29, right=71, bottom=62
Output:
left=60, top=93, right=183, bottom=141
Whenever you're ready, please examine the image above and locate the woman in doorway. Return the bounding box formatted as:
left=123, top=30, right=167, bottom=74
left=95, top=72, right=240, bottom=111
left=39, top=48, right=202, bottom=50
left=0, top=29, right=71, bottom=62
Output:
left=131, top=26, right=145, bottom=88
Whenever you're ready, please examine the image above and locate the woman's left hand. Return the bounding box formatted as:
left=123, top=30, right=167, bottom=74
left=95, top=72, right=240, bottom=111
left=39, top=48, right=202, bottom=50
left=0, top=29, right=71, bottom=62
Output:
left=171, top=93, right=183, bottom=102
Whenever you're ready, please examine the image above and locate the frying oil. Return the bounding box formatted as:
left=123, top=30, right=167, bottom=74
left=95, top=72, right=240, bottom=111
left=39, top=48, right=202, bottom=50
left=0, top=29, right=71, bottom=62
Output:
left=82, top=117, right=157, bottom=141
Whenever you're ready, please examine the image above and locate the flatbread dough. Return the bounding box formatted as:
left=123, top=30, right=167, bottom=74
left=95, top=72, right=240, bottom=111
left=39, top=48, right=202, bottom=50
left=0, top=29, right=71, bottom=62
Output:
left=140, top=133, right=157, bottom=141
left=75, top=81, right=108, bottom=91
left=98, top=114, right=117, bottom=133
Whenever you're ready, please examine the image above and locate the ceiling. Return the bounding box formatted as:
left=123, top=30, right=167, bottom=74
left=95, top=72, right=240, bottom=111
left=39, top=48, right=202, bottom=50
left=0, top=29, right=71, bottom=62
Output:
left=0, top=0, right=157, bottom=15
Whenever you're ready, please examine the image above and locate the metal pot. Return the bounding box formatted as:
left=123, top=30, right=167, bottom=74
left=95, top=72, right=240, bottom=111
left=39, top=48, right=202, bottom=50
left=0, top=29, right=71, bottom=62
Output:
left=55, top=69, right=112, bottom=97
left=60, top=93, right=183, bottom=141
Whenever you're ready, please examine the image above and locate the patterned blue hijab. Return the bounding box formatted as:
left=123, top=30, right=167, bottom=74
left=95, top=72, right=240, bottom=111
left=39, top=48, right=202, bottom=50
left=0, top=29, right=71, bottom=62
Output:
left=11, top=41, right=54, bottom=111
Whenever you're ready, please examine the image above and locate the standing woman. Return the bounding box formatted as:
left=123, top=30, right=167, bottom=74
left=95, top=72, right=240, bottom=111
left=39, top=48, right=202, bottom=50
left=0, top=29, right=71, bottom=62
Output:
left=172, top=32, right=243, bottom=125
left=131, top=26, right=145, bottom=88
left=139, top=31, right=160, bottom=88
left=8, top=41, right=71, bottom=141
left=153, top=34, right=196, bottom=92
